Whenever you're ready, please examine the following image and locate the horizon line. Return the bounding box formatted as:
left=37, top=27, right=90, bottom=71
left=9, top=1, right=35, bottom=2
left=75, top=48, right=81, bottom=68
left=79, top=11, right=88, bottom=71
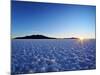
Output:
left=11, top=34, right=96, bottom=39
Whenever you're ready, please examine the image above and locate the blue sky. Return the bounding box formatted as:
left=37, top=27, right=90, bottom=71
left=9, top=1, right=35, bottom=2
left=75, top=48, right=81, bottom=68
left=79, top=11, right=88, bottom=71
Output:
left=11, top=1, right=96, bottom=38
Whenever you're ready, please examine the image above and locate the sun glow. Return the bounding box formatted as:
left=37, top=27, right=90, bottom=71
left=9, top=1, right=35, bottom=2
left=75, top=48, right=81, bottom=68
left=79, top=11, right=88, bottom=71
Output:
left=79, top=37, right=85, bottom=41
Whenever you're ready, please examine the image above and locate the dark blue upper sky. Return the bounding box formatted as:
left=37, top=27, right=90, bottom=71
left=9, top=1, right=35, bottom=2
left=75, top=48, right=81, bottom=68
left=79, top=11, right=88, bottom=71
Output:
left=11, top=1, right=96, bottom=38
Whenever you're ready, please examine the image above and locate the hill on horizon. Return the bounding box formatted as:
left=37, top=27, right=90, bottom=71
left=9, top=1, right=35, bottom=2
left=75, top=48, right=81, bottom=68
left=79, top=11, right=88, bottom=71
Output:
left=14, top=35, right=56, bottom=39
left=14, top=34, right=80, bottom=39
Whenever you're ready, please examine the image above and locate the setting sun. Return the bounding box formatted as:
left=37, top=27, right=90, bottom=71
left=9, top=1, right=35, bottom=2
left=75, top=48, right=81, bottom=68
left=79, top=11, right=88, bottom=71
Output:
left=79, top=37, right=85, bottom=41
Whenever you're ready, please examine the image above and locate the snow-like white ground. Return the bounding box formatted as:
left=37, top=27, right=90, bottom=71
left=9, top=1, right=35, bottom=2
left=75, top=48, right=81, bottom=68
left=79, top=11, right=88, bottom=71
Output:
left=11, top=39, right=96, bottom=74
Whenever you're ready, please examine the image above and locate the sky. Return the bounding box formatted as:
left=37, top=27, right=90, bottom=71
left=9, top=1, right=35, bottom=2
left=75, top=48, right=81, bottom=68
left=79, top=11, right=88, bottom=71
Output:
left=11, top=1, right=96, bottom=38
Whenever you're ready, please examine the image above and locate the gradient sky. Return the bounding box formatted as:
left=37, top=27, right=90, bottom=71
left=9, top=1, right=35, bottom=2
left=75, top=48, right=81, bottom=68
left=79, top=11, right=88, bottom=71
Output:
left=11, top=1, right=96, bottom=38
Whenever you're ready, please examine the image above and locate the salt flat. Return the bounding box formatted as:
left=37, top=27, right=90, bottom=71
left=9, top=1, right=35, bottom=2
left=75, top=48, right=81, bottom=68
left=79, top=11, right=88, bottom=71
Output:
left=11, top=39, right=96, bottom=74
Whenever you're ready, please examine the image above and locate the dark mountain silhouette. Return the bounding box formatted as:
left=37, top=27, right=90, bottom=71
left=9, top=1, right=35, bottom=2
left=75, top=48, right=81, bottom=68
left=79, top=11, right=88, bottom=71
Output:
left=14, top=35, right=56, bottom=39
left=14, top=34, right=79, bottom=39
left=64, top=37, right=79, bottom=39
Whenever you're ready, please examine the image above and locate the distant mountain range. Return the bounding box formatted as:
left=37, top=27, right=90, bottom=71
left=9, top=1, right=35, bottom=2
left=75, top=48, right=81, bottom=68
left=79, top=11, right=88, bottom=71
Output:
left=14, top=34, right=79, bottom=39
left=64, top=37, right=79, bottom=39
left=14, top=35, right=56, bottom=39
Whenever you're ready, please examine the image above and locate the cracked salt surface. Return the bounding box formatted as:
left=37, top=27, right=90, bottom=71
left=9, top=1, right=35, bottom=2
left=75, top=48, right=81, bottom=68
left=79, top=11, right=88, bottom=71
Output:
left=11, top=39, right=96, bottom=74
